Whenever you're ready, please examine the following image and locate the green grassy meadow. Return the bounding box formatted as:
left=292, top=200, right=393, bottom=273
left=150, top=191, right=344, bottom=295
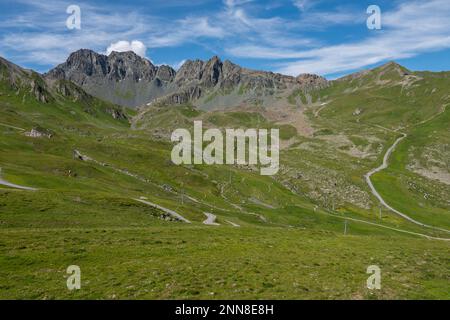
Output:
left=0, top=61, right=449, bottom=299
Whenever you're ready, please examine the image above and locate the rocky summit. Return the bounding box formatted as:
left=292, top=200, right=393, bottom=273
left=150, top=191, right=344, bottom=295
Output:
left=45, top=49, right=175, bottom=108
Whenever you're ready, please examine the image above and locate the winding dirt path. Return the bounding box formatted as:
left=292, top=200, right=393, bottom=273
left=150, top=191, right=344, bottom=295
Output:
left=134, top=198, right=191, bottom=223
left=365, top=135, right=450, bottom=235
left=75, top=150, right=235, bottom=213
left=0, top=123, right=25, bottom=131
left=203, top=212, right=220, bottom=226
left=0, top=168, right=37, bottom=191
left=314, top=102, right=328, bottom=117
left=225, top=220, right=240, bottom=227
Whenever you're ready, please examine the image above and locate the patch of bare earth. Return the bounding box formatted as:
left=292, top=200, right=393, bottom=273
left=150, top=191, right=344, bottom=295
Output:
left=408, top=144, right=450, bottom=185
left=263, top=106, right=315, bottom=138
left=409, top=165, right=450, bottom=186
left=318, top=134, right=378, bottom=159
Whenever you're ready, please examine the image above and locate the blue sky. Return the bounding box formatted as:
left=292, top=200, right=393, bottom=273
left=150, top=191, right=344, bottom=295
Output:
left=1, top=0, right=450, bottom=78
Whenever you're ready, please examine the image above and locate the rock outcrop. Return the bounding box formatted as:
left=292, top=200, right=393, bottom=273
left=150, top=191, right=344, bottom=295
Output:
left=25, top=127, right=53, bottom=138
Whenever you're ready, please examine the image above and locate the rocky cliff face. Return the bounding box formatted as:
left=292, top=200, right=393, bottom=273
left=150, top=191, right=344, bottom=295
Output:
left=158, top=56, right=328, bottom=109
left=46, top=49, right=328, bottom=109
left=45, top=49, right=175, bottom=108
left=173, top=56, right=295, bottom=90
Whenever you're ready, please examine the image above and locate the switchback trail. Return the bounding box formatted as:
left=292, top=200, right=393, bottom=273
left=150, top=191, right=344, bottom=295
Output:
left=0, top=168, right=37, bottom=191
left=203, top=212, right=220, bottom=226
left=365, top=134, right=450, bottom=235
left=134, top=198, right=191, bottom=223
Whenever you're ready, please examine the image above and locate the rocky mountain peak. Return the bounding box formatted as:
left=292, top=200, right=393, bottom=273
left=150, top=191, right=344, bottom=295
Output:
left=106, top=50, right=157, bottom=82
left=64, top=49, right=108, bottom=77
left=174, top=56, right=240, bottom=89
left=336, top=61, right=411, bottom=83
left=376, top=61, right=410, bottom=76
left=201, top=56, right=223, bottom=87
left=174, top=59, right=205, bottom=85
left=156, top=65, right=176, bottom=83
left=48, top=49, right=159, bottom=83
left=45, top=49, right=176, bottom=107
left=0, top=56, right=27, bottom=82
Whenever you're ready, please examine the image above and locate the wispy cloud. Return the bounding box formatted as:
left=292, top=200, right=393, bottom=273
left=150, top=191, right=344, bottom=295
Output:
left=1, top=0, right=450, bottom=77
left=297, top=9, right=364, bottom=28
left=0, top=0, right=226, bottom=68
left=273, top=0, right=450, bottom=75
left=146, top=17, right=226, bottom=48
left=1, top=0, right=315, bottom=69
left=0, top=0, right=151, bottom=66
left=292, top=0, right=317, bottom=12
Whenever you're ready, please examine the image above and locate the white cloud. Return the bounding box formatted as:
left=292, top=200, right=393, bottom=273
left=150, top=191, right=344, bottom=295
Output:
left=106, top=40, right=147, bottom=57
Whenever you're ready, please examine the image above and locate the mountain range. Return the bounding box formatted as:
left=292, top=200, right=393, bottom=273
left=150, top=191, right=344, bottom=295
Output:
left=44, top=49, right=328, bottom=109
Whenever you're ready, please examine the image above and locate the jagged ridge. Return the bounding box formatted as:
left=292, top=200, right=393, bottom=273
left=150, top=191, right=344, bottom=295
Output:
left=45, top=49, right=329, bottom=109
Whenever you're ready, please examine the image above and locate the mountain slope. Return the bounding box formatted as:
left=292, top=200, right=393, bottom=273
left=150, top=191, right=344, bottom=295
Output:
left=297, top=61, right=450, bottom=228
left=0, top=55, right=128, bottom=131
left=1, top=55, right=450, bottom=299
left=1, top=56, right=53, bottom=103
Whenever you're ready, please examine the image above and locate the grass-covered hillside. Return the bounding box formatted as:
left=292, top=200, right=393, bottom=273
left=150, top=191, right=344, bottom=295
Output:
left=0, top=58, right=449, bottom=299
